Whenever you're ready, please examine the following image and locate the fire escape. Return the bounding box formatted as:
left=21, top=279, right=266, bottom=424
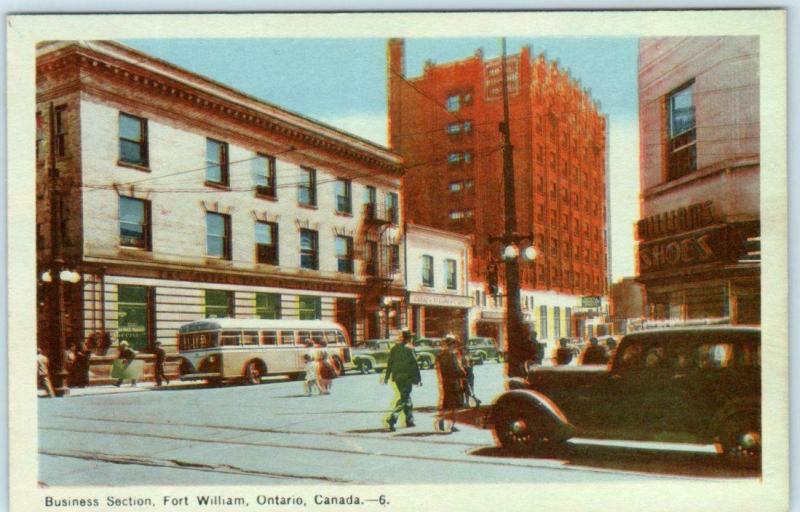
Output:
left=362, top=201, right=401, bottom=338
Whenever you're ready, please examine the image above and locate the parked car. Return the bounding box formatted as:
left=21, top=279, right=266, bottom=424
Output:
left=350, top=339, right=393, bottom=374
left=492, top=326, right=761, bottom=467
left=466, top=337, right=502, bottom=364
left=413, top=338, right=444, bottom=369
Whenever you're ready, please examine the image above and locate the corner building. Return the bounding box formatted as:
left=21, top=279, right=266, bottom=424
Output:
left=637, top=37, right=760, bottom=324
left=388, top=39, right=608, bottom=344
left=36, top=41, right=406, bottom=355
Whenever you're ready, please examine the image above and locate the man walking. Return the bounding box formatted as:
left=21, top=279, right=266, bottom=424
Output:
left=37, top=348, right=55, bottom=397
left=382, top=329, right=421, bottom=432
left=153, top=341, right=169, bottom=386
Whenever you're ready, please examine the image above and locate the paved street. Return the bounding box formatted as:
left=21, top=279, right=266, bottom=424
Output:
left=39, top=363, right=758, bottom=486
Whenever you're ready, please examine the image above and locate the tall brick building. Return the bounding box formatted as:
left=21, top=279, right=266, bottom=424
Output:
left=388, top=39, right=608, bottom=343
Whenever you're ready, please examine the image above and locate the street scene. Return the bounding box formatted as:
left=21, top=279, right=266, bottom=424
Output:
left=28, top=15, right=773, bottom=499
left=38, top=364, right=757, bottom=486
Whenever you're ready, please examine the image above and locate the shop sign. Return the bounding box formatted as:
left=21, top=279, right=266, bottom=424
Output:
left=581, top=296, right=601, bottom=308
left=637, top=201, right=714, bottom=241
left=638, top=225, right=731, bottom=274
left=481, top=310, right=505, bottom=320
left=408, top=291, right=472, bottom=308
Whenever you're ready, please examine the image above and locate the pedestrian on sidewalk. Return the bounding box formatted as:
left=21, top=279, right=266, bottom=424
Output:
left=435, top=334, right=466, bottom=433
left=37, top=348, right=55, bottom=397
left=153, top=341, right=169, bottom=386
left=581, top=337, right=609, bottom=365
left=303, top=354, right=321, bottom=396
left=382, top=329, right=421, bottom=431
left=114, top=341, right=139, bottom=387
left=554, top=338, right=574, bottom=366
left=318, top=350, right=336, bottom=395
left=69, top=340, right=91, bottom=388
left=458, top=346, right=481, bottom=407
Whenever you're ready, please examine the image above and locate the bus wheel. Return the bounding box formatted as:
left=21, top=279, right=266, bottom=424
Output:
left=245, top=361, right=264, bottom=385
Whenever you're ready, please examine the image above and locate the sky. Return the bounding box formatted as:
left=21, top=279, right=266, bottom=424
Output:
left=124, top=38, right=640, bottom=281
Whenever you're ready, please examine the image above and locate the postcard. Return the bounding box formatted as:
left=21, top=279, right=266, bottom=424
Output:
left=6, top=10, right=788, bottom=512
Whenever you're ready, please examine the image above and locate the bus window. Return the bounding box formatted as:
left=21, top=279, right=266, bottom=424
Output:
left=262, top=330, right=278, bottom=345
left=220, top=330, right=241, bottom=346
left=209, top=332, right=219, bottom=348
left=311, top=331, right=325, bottom=345
left=336, top=332, right=347, bottom=346
left=324, top=330, right=338, bottom=344
left=297, top=331, right=312, bottom=346
left=242, top=331, right=259, bottom=345
left=281, top=331, right=296, bottom=345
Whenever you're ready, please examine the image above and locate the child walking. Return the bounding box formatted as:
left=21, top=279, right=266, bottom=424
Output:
left=303, top=354, right=320, bottom=396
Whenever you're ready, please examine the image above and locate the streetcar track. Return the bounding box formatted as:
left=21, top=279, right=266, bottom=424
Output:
left=39, top=449, right=352, bottom=483
left=49, top=414, right=485, bottom=448
left=39, top=424, right=705, bottom=480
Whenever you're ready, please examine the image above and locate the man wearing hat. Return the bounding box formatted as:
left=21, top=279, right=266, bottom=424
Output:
left=382, top=329, right=421, bottom=431
left=435, top=334, right=466, bottom=433
left=153, top=341, right=169, bottom=387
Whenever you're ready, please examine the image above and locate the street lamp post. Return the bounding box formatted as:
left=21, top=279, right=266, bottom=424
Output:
left=380, top=296, right=396, bottom=339
left=41, top=266, right=81, bottom=397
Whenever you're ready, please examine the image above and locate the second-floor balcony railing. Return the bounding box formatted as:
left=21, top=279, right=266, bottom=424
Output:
left=363, top=203, right=397, bottom=225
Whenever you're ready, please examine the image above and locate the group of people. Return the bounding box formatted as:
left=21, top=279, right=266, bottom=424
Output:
left=302, top=349, right=338, bottom=396
left=382, top=329, right=480, bottom=434
left=37, top=338, right=170, bottom=396
left=553, top=336, right=617, bottom=366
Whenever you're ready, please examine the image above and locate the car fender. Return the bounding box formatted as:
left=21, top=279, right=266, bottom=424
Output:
left=493, top=389, right=575, bottom=442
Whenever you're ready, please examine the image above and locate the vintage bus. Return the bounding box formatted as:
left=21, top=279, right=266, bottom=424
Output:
left=177, top=319, right=352, bottom=385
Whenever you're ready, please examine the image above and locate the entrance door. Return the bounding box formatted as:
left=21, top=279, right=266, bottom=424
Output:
left=335, top=298, right=357, bottom=344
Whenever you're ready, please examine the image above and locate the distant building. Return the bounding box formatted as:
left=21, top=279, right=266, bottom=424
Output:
left=36, top=41, right=405, bottom=354
left=609, top=277, right=646, bottom=333
left=637, top=37, right=760, bottom=324
left=404, top=224, right=472, bottom=341
left=387, top=38, right=608, bottom=345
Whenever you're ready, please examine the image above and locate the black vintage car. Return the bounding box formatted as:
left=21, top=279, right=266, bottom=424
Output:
left=492, top=326, right=761, bottom=466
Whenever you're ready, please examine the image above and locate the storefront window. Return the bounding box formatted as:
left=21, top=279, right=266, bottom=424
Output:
left=118, top=285, right=150, bottom=351
left=205, top=290, right=234, bottom=318
left=256, top=293, right=281, bottom=319
left=553, top=306, right=561, bottom=338
left=299, top=295, right=321, bottom=320
left=539, top=305, right=548, bottom=338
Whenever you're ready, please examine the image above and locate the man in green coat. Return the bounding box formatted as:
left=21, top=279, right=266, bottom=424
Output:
left=382, top=329, right=422, bottom=431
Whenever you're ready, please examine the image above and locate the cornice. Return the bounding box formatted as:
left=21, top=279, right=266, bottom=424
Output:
left=37, top=42, right=404, bottom=176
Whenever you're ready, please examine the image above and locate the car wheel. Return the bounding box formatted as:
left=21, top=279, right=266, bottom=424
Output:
left=493, top=396, right=554, bottom=453
left=358, top=360, right=373, bottom=374
left=245, top=361, right=263, bottom=385
left=418, top=357, right=432, bottom=370
left=718, top=411, right=761, bottom=468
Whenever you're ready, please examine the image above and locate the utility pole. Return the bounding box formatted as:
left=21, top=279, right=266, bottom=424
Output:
left=488, top=38, right=534, bottom=379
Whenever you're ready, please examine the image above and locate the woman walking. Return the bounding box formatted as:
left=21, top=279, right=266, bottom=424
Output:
left=435, top=334, right=466, bottom=433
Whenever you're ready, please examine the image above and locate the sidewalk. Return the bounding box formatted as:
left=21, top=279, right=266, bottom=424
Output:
left=38, top=379, right=201, bottom=398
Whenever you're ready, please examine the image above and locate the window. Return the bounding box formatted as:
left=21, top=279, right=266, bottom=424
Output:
left=335, top=179, right=352, bottom=214
left=464, top=151, right=473, bottom=164
left=422, top=255, right=434, bottom=287
left=667, top=82, right=696, bottom=180
left=54, top=105, right=67, bottom=157
left=119, top=113, right=148, bottom=166
left=255, top=293, right=281, bottom=319
left=119, top=196, right=151, bottom=249
left=299, top=295, right=321, bottom=320
left=253, top=153, right=277, bottom=198
left=205, top=289, right=234, bottom=318
left=553, top=306, right=561, bottom=338
left=300, top=229, right=318, bottom=270
left=365, top=241, right=378, bottom=276
left=449, top=211, right=464, bottom=220
left=539, top=305, right=548, bottom=338
left=385, top=192, right=399, bottom=224
left=448, top=152, right=462, bottom=165
left=36, top=111, right=44, bottom=160
left=336, top=235, right=354, bottom=273
left=117, top=285, right=152, bottom=351
left=447, top=122, right=461, bottom=135
left=389, top=244, right=400, bottom=274
left=445, top=259, right=457, bottom=290
left=565, top=307, right=572, bottom=337
left=463, top=120, right=473, bottom=133
left=298, top=167, right=317, bottom=206
left=205, top=139, right=229, bottom=186
left=255, top=221, right=279, bottom=265
left=206, top=212, right=231, bottom=259
left=449, top=181, right=463, bottom=192
left=446, top=94, right=461, bottom=112
left=464, top=179, right=474, bottom=189
left=242, top=331, right=259, bottom=346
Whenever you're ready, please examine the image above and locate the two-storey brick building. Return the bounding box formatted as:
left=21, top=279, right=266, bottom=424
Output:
left=387, top=39, right=608, bottom=345
left=36, top=41, right=405, bottom=355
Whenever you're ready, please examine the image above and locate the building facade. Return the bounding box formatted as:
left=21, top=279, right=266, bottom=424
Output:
left=637, top=37, right=760, bottom=324
left=387, top=38, right=608, bottom=344
left=405, top=224, right=472, bottom=341
left=37, top=41, right=406, bottom=355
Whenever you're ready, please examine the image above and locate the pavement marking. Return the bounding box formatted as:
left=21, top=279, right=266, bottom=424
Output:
left=40, top=449, right=352, bottom=483
left=40, top=423, right=715, bottom=482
